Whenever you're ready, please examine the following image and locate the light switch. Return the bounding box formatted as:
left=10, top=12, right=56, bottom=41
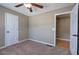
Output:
left=52, top=28, right=55, bottom=31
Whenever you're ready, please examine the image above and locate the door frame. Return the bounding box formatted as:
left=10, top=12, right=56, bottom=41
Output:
left=5, top=12, right=19, bottom=47
left=54, top=11, right=71, bottom=47
left=77, top=4, right=79, bottom=54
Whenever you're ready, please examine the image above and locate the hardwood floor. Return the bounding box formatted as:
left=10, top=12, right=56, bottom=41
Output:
left=56, top=39, right=70, bottom=49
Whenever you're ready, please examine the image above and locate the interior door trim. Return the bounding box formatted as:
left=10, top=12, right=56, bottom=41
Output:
left=77, top=4, right=79, bottom=55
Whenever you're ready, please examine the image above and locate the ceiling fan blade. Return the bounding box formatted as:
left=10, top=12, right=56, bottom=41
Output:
left=29, top=8, right=32, bottom=12
left=31, top=3, right=43, bottom=9
left=15, top=3, right=23, bottom=7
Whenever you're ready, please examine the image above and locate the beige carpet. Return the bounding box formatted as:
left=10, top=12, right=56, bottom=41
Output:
left=0, top=40, right=71, bottom=55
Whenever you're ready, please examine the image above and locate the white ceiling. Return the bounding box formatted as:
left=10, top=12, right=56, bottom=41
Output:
left=0, top=3, right=74, bottom=16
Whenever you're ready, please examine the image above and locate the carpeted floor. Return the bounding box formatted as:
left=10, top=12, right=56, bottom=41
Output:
left=0, top=40, right=71, bottom=55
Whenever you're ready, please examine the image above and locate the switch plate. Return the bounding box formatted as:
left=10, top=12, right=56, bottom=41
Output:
left=52, top=28, right=55, bottom=31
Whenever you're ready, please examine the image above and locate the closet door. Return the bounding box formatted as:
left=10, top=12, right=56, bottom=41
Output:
left=70, top=4, right=78, bottom=55
left=5, top=13, right=19, bottom=46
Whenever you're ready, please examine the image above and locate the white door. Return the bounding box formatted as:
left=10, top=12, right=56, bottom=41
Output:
left=70, top=4, right=78, bottom=55
left=5, top=13, right=19, bottom=46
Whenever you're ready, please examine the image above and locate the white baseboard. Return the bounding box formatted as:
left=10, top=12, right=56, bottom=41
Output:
left=56, top=38, right=70, bottom=41
left=0, top=45, right=6, bottom=49
left=0, top=39, right=28, bottom=49
left=17, top=39, right=28, bottom=44
left=29, top=38, right=54, bottom=47
left=0, top=38, right=54, bottom=49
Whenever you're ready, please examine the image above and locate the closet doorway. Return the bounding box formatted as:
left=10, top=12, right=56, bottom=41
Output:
left=55, top=12, right=70, bottom=49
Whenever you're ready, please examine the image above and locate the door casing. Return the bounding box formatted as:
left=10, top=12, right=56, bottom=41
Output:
left=54, top=11, right=71, bottom=46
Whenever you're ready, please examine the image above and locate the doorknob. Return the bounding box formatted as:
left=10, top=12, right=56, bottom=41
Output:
left=6, top=31, right=10, bottom=33
left=72, top=34, right=79, bottom=37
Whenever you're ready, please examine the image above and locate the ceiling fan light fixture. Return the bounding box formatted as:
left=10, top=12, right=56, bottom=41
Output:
left=15, top=3, right=43, bottom=12
left=24, top=3, right=32, bottom=8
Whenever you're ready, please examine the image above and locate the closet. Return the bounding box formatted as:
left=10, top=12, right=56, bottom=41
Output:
left=56, top=14, right=70, bottom=49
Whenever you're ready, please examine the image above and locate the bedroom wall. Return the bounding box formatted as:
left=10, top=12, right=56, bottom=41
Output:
left=0, top=6, right=28, bottom=47
left=28, top=5, right=74, bottom=45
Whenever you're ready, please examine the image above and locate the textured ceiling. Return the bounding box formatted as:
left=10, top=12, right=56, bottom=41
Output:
left=0, top=3, right=74, bottom=16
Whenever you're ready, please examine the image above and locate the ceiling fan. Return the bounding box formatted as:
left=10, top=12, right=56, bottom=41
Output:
left=15, top=3, right=43, bottom=12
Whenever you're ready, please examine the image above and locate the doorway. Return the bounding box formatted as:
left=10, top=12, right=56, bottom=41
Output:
left=5, top=13, right=19, bottom=46
left=55, top=12, right=71, bottom=49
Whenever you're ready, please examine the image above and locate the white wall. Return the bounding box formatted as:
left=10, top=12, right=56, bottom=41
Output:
left=28, top=5, right=74, bottom=45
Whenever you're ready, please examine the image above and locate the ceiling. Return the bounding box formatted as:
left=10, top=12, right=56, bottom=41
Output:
left=0, top=3, right=74, bottom=16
